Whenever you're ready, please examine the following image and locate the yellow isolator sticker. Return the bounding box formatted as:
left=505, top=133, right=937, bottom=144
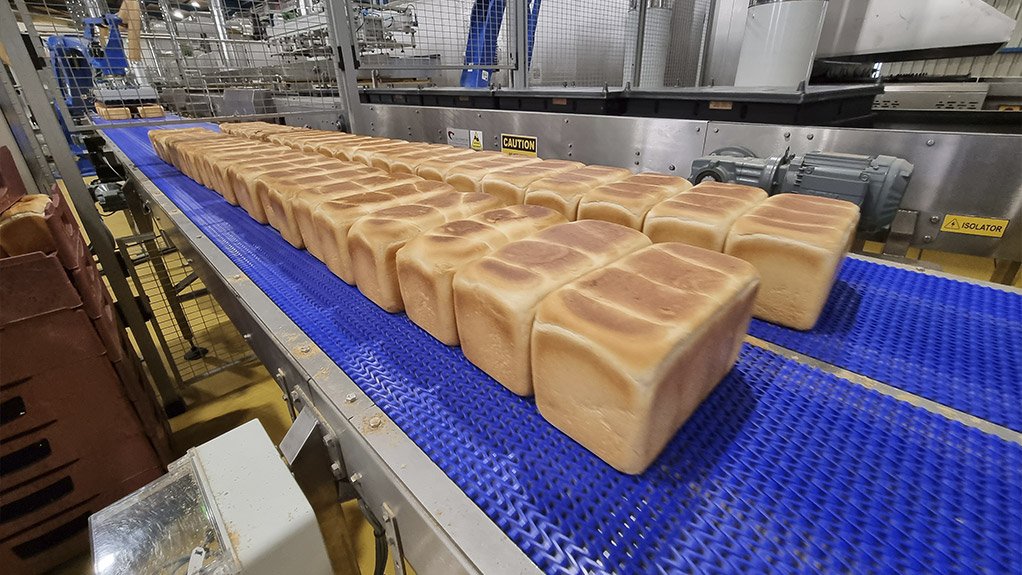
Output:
left=940, top=214, right=1009, bottom=238
left=501, top=133, right=537, bottom=157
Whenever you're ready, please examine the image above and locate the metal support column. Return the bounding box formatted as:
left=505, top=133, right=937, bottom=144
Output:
left=511, top=0, right=529, bottom=89
left=631, top=0, right=649, bottom=88
left=210, top=0, right=235, bottom=67
left=137, top=0, right=166, bottom=81
left=0, top=1, right=184, bottom=412
left=156, top=0, right=189, bottom=84
left=0, top=62, right=56, bottom=194
left=325, top=0, right=363, bottom=133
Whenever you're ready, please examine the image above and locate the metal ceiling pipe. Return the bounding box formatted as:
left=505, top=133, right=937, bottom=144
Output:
left=210, top=0, right=234, bottom=66
left=734, top=0, right=828, bottom=88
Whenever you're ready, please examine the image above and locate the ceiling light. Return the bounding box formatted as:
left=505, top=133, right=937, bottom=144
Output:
left=190, top=1, right=200, bottom=7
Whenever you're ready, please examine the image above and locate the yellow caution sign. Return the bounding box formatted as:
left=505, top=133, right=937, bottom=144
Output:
left=470, top=130, right=483, bottom=150
left=940, top=214, right=1009, bottom=238
left=501, top=133, right=537, bottom=157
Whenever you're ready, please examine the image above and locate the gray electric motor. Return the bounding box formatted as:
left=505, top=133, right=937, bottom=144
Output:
left=690, top=148, right=914, bottom=232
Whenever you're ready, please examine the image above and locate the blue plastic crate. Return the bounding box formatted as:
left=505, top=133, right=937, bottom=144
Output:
left=106, top=123, right=1021, bottom=574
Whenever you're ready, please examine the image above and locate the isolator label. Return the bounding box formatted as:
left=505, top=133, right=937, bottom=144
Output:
left=501, top=133, right=537, bottom=157
left=940, top=214, right=1009, bottom=238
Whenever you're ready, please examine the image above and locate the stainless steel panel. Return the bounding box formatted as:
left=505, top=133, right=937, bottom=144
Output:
left=873, top=84, right=990, bottom=111
left=272, top=95, right=348, bottom=130
left=110, top=137, right=541, bottom=575
left=359, top=105, right=708, bottom=173
left=704, top=122, right=1022, bottom=260
left=817, top=0, right=1015, bottom=60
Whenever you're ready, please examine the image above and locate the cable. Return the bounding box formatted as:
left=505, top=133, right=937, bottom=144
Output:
left=357, top=497, right=389, bottom=575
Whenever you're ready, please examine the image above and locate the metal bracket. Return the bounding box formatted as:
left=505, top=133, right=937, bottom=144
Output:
left=289, top=384, right=358, bottom=503
left=882, top=209, right=919, bottom=257
left=275, top=368, right=297, bottom=421
left=382, top=502, right=407, bottom=575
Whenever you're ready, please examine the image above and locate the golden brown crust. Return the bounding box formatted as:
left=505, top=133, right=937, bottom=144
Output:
left=532, top=243, right=758, bottom=473
left=1, top=194, right=51, bottom=218
left=724, top=193, right=860, bottom=330
left=642, top=182, right=768, bottom=249
left=347, top=193, right=504, bottom=311
left=453, top=220, right=651, bottom=395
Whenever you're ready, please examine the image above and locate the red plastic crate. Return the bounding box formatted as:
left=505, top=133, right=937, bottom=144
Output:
left=0, top=309, right=107, bottom=385
left=0, top=355, right=130, bottom=440
left=0, top=252, right=81, bottom=325
left=0, top=467, right=159, bottom=575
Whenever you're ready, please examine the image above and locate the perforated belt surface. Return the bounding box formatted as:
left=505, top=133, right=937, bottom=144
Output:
left=105, top=122, right=1021, bottom=574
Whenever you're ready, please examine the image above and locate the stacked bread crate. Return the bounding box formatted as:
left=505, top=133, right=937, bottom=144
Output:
left=0, top=160, right=171, bottom=574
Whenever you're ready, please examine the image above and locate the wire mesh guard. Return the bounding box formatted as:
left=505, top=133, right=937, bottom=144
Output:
left=117, top=228, right=255, bottom=387
left=350, top=0, right=516, bottom=87
left=12, top=0, right=344, bottom=130
left=354, top=0, right=716, bottom=89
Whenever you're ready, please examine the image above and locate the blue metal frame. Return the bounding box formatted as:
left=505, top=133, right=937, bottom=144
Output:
left=461, top=0, right=541, bottom=87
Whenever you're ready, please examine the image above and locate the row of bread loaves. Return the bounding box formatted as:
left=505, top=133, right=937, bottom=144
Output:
left=152, top=126, right=765, bottom=475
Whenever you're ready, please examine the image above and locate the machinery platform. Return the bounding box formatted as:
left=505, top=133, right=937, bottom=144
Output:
left=102, top=121, right=1021, bottom=575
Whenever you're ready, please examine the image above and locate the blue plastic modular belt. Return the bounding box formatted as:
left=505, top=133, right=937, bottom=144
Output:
left=107, top=124, right=1021, bottom=574
left=748, top=258, right=1022, bottom=432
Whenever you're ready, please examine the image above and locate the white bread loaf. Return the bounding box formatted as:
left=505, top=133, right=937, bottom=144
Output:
left=389, top=148, right=476, bottom=175
left=444, top=155, right=541, bottom=193
left=195, top=141, right=279, bottom=189
left=292, top=173, right=423, bottom=256
left=532, top=243, right=759, bottom=474
left=578, top=173, right=693, bottom=230
left=267, top=131, right=346, bottom=148
left=148, top=128, right=214, bottom=162
left=222, top=153, right=310, bottom=205
left=173, top=136, right=246, bottom=182
left=220, top=122, right=301, bottom=141
left=348, top=193, right=504, bottom=312
left=366, top=144, right=449, bottom=170
left=299, top=134, right=369, bottom=155
left=152, top=132, right=222, bottom=179
left=308, top=180, right=458, bottom=282
left=255, top=160, right=366, bottom=213
left=523, top=165, right=632, bottom=219
left=380, top=145, right=472, bottom=173
left=453, top=220, right=651, bottom=395
left=96, top=105, right=131, bottom=120
left=643, top=182, right=767, bottom=250
left=480, top=160, right=585, bottom=205
left=263, top=166, right=385, bottom=247
left=203, top=144, right=287, bottom=197
left=351, top=142, right=426, bottom=167
left=416, top=151, right=499, bottom=181
left=0, top=195, right=55, bottom=257
left=314, top=136, right=379, bottom=159
left=331, top=139, right=403, bottom=162
left=724, top=193, right=860, bottom=330
left=397, top=205, right=567, bottom=345
left=235, top=157, right=340, bottom=222
left=138, top=105, right=165, bottom=118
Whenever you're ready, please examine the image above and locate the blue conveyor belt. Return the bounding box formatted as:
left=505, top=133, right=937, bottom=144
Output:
left=107, top=122, right=1021, bottom=574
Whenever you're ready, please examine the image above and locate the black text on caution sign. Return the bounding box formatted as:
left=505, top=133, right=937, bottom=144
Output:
left=940, top=214, right=1009, bottom=238
left=500, top=133, right=537, bottom=157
